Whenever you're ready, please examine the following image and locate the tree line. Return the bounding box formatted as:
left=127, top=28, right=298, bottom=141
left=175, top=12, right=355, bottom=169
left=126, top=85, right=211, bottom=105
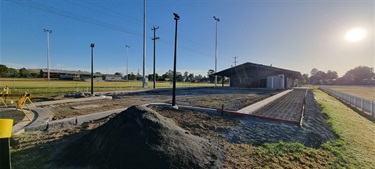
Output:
left=304, top=66, right=374, bottom=85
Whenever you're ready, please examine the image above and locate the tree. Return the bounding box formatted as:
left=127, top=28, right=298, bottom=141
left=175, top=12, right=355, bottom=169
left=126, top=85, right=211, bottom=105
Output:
left=302, top=73, right=309, bottom=84
left=340, top=66, right=374, bottom=84
left=128, top=73, right=136, bottom=80
left=8, top=68, right=19, bottom=77
left=0, top=64, right=8, bottom=77
left=326, top=70, right=338, bottom=79
left=310, top=68, right=318, bottom=77
left=183, top=71, right=189, bottom=80
left=148, top=73, right=159, bottom=81
left=207, top=69, right=215, bottom=83
left=188, top=73, right=194, bottom=82
left=114, top=72, right=123, bottom=77
left=19, top=68, right=30, bottom=77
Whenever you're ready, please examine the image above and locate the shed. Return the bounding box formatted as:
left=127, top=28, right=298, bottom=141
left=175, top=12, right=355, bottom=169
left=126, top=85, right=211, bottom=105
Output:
left=213, top=62, right=303, bottom=89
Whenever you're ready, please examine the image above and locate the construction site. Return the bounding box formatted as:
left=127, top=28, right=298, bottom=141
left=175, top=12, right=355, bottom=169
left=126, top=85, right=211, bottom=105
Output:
left=0, top=87, right=339, bottom=168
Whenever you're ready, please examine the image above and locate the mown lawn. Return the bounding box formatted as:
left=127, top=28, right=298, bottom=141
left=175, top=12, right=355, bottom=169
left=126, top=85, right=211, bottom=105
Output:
left=326, top=85, right=375, bottom=101
left=0, top=78, right=217, bottom=98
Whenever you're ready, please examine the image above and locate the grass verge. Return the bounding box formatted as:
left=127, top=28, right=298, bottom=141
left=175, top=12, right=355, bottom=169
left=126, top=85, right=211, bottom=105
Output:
left=234, top=88, right=375, bottom=168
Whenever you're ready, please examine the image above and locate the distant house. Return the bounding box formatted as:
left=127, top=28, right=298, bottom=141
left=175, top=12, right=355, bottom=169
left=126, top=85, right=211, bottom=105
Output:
left=213, top=62, right=303, bottom=90
left=103, top=74, right=123, bottom=81
left=40, top=69, right=102, bottom=81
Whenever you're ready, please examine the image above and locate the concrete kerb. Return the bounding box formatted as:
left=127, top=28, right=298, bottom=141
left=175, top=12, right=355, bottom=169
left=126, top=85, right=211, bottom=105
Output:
left=237, top=89, right=293, bottom=114
left=30, top=95, right=112, bottom=107
left=12, top=95, right=115, bottom=134
left=146, top=103, right=220, bottom=116
left=24, top=108, right=128, bottom=132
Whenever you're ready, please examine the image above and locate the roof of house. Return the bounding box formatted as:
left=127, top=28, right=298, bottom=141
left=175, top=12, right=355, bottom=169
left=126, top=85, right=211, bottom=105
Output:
left=213, top=62, right=303, bottom=79
left=41, top=69, right=102, bottom=76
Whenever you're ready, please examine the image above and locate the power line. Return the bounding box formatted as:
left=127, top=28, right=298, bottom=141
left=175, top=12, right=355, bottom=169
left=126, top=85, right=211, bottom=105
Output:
left=11, top=0, right=144, bottom=37
left=9, top=0, right=216, bottom=61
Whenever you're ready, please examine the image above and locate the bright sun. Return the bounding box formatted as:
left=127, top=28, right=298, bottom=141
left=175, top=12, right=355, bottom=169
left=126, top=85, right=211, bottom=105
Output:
left=345, top=28, right=367, bottom=42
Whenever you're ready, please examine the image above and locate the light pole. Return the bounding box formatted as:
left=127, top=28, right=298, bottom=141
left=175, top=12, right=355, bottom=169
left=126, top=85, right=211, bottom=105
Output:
left=152, top=26, right=160, bottom=89
left=142, top=0, right=147, bottom=88
left=213, top=16, right=220, bottom=87
left=90, top=43, right=95, bottom=95
left=172, top=13, right=180, bottom=107
left=44, top=29, right=52, bottom=85
left=125, top=45, right=130, bottom=81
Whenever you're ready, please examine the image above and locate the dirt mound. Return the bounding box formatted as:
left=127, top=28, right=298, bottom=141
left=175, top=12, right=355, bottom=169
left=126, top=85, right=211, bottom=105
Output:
left=52, top=105, right=224, bottom=169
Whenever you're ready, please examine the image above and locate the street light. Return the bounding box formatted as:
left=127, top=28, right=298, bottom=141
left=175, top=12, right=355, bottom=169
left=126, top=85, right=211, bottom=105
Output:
left=213, top=16, right=220, bottom=87
left=90, top=43, right=95, bottom=95
left=172, top=13, right=180, bottom=107
left=142, top=0, right=147, bottom=88
left=125, top=45, right=130, bottom=81
left=43, top=29, right=52, bottom=86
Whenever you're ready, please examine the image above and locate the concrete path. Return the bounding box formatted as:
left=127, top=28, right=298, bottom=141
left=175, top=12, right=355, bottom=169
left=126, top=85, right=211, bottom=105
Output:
left=12, top=96, right=115, bottom=135
left=30, top=95, right=112, bottom=107
left=237, top=89, right=293, bottom=114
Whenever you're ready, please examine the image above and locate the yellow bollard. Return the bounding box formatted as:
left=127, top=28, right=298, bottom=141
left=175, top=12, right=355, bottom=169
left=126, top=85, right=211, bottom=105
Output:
left=0, top=119, right=13, bottom=169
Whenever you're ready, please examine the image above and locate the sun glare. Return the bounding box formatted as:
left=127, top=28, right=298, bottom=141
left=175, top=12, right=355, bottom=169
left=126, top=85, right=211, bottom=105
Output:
left=345, top=28, right=366, bottom=42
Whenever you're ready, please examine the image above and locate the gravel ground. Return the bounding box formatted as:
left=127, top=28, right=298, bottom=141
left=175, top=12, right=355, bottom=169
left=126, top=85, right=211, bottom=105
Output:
left=224, top=89, right=337, bottom=148
left=252, top=88, right=307, bottom=122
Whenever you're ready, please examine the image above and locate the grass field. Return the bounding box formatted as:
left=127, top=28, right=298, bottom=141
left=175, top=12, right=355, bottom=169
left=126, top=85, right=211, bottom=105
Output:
left=326, top=85, right=375, bottom=101
left=0, top=78, right=218, bottom=98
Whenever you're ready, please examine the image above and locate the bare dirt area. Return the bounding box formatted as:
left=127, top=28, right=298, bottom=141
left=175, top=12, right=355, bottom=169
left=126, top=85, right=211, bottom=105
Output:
left=10, top=87, right=338, bottom=168
left=48, top=87, right=276, bottom=120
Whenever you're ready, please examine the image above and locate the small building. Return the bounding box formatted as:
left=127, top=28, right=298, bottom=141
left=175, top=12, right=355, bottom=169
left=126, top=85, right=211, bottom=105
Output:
left=40, top=69, right=102, bottom=81
left=213, top=62, right=303, bottom=89
left=102, top=74, right=123, bottom=81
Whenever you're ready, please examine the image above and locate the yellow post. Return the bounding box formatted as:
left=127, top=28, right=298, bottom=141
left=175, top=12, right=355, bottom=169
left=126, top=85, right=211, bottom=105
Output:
left=0, top=119, right=13, bottom=169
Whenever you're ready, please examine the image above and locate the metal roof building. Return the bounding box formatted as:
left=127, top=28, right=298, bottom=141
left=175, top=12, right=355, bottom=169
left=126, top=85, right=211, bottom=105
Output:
left=213, top=62, right=303, bottom=89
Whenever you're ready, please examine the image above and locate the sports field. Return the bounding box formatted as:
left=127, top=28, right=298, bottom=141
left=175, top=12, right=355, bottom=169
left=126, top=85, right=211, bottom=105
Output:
left=326, top=85, right=375, bottom=101
left=0, top=78, right=217, bottom=97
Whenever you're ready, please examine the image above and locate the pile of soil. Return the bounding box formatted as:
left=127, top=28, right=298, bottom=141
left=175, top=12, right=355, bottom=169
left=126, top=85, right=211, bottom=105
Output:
left=52, top=105, right=224, bottom=169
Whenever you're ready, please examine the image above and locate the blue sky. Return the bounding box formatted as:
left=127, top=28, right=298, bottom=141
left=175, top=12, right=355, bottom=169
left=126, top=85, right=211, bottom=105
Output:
left=1, top=0, right=374, bottom=77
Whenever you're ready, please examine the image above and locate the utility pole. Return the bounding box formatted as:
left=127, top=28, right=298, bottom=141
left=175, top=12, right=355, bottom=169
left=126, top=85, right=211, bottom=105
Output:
left=152, top=26, right=160, bottom=89
left=44, top=29, right=52, bottom=86
left=213, top=16, right=220, bottom=87
left=90, top=43, right=95, bottom=95
left=142, top=0, right=147, bottom=88
left=172, top=13, right=180, bottom=107
left=125, top=45, right=130, bottom=80
left=233, top=56, right=238, bottom=66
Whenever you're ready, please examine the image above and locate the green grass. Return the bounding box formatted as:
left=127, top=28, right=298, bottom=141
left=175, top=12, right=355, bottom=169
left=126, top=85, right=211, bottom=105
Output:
left=326, top=85, right=375, bottom=101
left=0, top=78, right=218, bottom=97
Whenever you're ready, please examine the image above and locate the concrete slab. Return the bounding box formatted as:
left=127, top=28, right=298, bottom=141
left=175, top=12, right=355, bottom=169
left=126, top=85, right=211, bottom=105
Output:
left=24, top=108, right=128, bottom=132
left=72, top=105, right=100, bottom=110
left=29, top=95, right=112, bottom=107
left=237, top=89, right=293, bottom=114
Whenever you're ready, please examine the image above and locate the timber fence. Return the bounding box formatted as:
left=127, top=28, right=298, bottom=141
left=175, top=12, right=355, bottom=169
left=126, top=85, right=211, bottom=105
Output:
left=319, top=86, right=375, bottom=119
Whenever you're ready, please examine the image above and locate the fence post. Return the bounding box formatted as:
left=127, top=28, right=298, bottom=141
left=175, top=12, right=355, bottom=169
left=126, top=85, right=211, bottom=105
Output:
left=360, top=98, right=363, bottom=111
left=372, top=101, right=375, bottom=118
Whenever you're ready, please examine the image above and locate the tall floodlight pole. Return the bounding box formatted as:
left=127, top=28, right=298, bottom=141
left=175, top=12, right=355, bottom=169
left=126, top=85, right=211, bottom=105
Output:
left=213, top=16, right=220, bottom=87
left=142, top=0, right=147, bottom=88
left=152, top=26, right=160, bottom=89
left=172, top=13, right=180, bottom=107
left=90, top=43, right=95, bottom=95
left=44, top=29, right=52, bottom=85
left=125, top=45, right=130, bottom=80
